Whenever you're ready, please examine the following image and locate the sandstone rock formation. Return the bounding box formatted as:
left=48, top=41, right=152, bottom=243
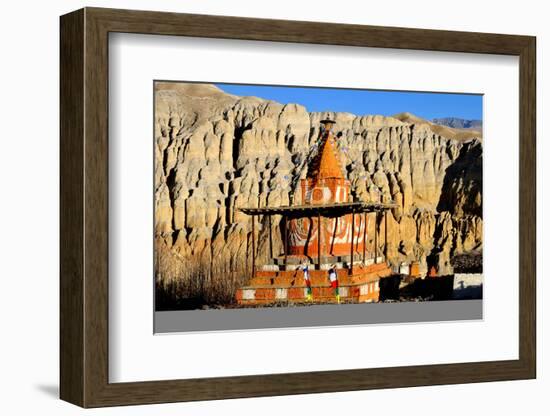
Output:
left=154, top=82, right=483, bottom=285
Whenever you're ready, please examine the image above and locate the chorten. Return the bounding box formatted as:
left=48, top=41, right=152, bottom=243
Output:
left=236, top=120, right=396, bottom=305
left=288, top=119, right=366, bottom=259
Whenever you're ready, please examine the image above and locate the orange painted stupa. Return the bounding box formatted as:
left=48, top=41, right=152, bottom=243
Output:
left=235, top=119, right=396, bottom=305
left=288, top=119, right=366, bottom=258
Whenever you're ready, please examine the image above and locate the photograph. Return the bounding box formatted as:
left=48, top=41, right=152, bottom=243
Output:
left=45, top=2, right=540, bottom=411
left=154, top=81, right=483, bottom=311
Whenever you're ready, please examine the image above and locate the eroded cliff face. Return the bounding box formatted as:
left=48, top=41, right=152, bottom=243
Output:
left=154, top=82, right=482, bottom=278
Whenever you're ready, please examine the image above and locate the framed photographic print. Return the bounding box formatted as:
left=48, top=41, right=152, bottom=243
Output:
left=60, top=7, right=536, bottom=408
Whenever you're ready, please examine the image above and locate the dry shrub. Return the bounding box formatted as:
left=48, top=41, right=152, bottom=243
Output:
left=155, top=241, right=250, bottom=310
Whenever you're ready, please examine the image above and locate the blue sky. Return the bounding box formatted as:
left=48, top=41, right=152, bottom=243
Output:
left=216, top=83, right=482, bottom=121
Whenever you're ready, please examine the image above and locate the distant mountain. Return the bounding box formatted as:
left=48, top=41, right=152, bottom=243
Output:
left=392, top=112, right=482, bottom=141
left=432, top=117, right=482, bottom=130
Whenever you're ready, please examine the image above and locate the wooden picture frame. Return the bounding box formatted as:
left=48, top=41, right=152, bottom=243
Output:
left=60, top=7, right=536, bottom=408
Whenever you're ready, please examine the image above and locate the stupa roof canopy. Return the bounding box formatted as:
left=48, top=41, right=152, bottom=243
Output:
left=238, top=201, right=397, bottom=217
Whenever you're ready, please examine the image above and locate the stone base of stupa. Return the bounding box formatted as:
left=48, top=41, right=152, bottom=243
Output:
left=235, top=256, right=392, bottom=305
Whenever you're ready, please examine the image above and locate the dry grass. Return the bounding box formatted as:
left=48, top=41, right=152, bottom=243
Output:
left=155, top=242, right=250, bottom=310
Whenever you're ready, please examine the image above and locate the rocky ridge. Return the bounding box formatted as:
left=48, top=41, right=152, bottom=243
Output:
left=154, top=82, right=482, bottom=279
left=432, top=117, right=482, bottom=131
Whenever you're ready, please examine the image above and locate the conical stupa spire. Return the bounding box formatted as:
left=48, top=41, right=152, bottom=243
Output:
left=308, top=120, right=345, bottom=181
